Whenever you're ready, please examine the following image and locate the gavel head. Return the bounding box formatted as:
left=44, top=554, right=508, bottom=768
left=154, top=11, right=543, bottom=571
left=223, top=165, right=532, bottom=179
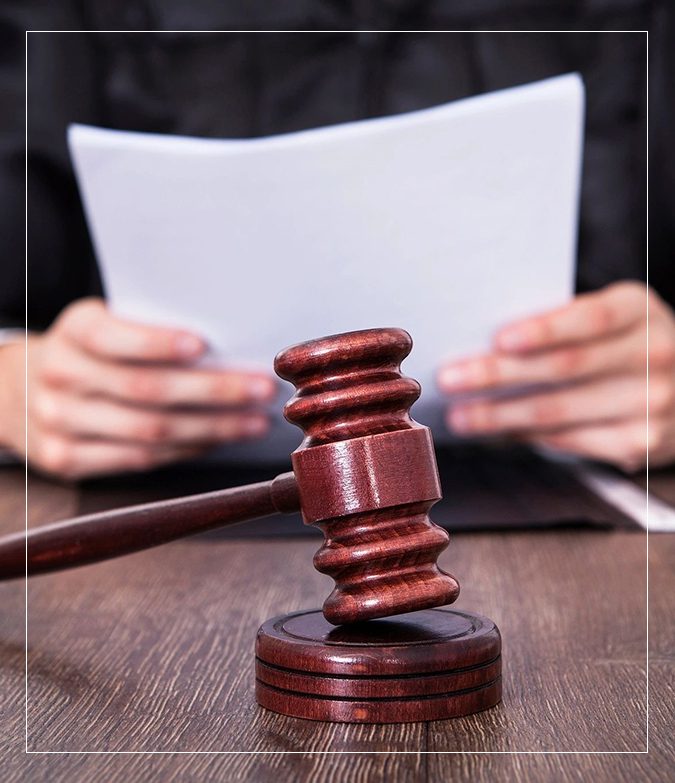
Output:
left=274, top=327, right=460, bottom=625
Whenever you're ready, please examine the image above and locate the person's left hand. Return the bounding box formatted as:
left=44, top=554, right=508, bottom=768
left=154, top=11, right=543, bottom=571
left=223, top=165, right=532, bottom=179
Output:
left=437, top=281, right=675, bottom=472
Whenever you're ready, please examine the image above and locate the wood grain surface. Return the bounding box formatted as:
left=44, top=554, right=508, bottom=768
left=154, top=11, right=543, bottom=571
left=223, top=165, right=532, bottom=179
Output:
left=1, top=465, right=672, bottom=782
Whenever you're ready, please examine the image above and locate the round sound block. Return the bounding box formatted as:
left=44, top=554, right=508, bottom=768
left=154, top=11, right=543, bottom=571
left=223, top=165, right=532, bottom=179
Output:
left=255, top=608, right=501, bottom=723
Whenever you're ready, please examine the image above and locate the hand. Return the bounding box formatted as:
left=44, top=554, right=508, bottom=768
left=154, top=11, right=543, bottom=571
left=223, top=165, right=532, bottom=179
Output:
left=437, top=282, right=675, bottom=472
left=0, top=298, right=276, bottom=480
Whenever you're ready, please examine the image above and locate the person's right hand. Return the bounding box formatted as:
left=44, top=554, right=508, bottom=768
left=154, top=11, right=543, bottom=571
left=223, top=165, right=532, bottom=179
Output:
left=0, top=298, right=276, bottom=480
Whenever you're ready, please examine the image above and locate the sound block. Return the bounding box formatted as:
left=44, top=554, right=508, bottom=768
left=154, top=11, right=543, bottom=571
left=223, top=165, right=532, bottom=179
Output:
left=255, top=608, right=501, bottom=723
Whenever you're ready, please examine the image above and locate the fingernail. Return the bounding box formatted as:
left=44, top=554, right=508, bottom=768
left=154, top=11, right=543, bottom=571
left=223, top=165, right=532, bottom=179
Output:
left=449, top=407, right=473, bottom=432
left=249, top=377, right=277, bottom=401
left=175, top=334, right=205, bottom=358
left=496, top=327, right=531, bottom=352
left=438, top=364, right=469, bottom=391
left=243, top=416, right=269, bottom=437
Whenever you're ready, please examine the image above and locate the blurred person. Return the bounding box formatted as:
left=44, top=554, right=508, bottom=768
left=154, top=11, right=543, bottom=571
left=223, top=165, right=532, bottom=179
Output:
left=1, top=10, right=672, bottom=479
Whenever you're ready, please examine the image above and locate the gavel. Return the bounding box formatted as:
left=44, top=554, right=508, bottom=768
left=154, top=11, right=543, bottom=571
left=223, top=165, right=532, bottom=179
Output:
left=3, top=327, right=502, bottom=723
left=0, top=327, right=459, bottom=625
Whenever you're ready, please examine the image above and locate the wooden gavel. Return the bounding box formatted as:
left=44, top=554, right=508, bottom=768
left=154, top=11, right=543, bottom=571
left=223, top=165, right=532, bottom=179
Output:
left=0, top=328, right=460, bottom=625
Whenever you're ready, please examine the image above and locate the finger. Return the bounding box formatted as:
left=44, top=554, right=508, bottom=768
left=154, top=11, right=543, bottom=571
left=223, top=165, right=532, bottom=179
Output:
left=494, top=282, right=647, bottom=354
left=447, top=376, right=648, bottom=435
left=31, top=392, right=270, bottom=445
left=438, top=326, right=647, bottom=394
left=38, top=341, right=277, bottom=407
left=57, top=298, right=206, bottom=362
left=29, top=436, right=210, bottom=481
left=526, top=418, right=653, bottom=472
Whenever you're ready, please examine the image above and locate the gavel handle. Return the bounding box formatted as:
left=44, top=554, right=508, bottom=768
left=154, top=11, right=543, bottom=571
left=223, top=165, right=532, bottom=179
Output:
left=0, top=471, right=300, bottom=580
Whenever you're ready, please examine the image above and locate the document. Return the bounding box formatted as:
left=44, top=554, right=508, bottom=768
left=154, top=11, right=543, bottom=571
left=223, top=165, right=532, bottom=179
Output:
left=69, top=74, right=584, bottom=460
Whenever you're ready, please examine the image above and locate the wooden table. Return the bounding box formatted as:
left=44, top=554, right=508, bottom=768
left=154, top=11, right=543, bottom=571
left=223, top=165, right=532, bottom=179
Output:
left=2, top=465, right=673, bottom=782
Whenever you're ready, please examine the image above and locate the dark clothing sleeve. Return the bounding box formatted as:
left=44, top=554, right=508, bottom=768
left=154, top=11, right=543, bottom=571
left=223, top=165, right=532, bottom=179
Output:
left=1, top=2, right=104, bottom=330
left=1, top=2, right=670, bottom=332
left=0, top=1, right=32, bottom=329
left=649, top=2, right=675, bottom=306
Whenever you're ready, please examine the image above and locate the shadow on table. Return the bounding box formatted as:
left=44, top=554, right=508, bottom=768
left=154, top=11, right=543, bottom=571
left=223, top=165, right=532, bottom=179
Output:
left=77, top=443, right=638, bottom=537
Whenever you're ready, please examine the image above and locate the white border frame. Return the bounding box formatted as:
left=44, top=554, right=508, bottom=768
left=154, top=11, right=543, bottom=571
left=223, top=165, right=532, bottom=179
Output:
left=23, top=28, right=650, bottom=757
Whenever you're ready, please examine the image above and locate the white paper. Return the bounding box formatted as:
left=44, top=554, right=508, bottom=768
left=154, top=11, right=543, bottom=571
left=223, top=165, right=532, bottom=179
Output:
left=574, top=464, right=675, bottom=532
left=69, top=74, right=584, bottom=460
